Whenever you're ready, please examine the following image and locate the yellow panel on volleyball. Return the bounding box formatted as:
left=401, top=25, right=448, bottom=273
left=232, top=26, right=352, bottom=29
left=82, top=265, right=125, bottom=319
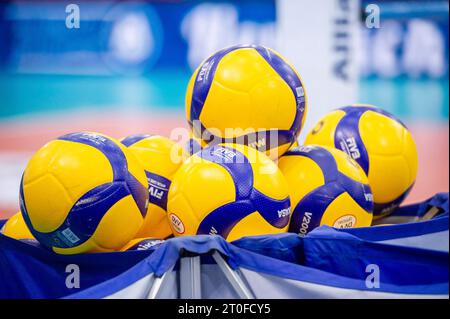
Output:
left=167, top=154, right=236, bottom=236
left=52, top=193, right=145, bottom=255
left=227, top=210, right=287, bottom=242
left=277, top=155, right=325, bottom=207
left=118, top=145, right=150, bottom=190
left=305, top=110, right=346, bottom=148
left=231, top=144, right=290, bottom=201
left=129, top=136, right=187, bottom=178
left=327, top=147, right=368, bottom=184
left=125, top=135, right=187, bottom=239
left=321, top=192, right=373, bottom=228
left=199, top=48, right=296, bottom=136
left=359, top=111, right=418, bottom=204
left=1, top=212, right=34, bottom=240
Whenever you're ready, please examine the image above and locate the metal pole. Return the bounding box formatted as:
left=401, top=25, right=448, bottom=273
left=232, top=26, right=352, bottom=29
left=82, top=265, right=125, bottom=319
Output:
left=179, top=256, right=202, bottom=299
left=212, top=251, right=255, bottom=299
left=147, top=264, right=175, bottom=299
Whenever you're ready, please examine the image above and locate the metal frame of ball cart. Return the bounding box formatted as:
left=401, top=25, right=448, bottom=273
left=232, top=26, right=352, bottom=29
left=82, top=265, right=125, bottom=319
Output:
left=144, top=204, right=446, bottom=299
left=146, top=251, right=255, bottom=299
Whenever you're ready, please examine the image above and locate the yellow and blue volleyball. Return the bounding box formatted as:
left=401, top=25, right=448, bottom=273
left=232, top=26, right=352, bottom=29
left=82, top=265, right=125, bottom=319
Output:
left=185, top=44, right=307, bottom=159
left=305, top=105, right=418, bottom=218
left=167, top=143, right=291, bottom=241
left=20, top=132, right=149, bottom=254
left=278, top=145, right=373, bottom=236
left=0, top=211, right=35, bottom=240
left=121, top=134, right=187, bottom=239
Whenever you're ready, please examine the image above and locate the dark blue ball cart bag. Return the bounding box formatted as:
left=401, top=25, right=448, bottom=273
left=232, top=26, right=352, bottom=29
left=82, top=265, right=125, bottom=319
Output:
left=0, top=193, right=448, bottom=299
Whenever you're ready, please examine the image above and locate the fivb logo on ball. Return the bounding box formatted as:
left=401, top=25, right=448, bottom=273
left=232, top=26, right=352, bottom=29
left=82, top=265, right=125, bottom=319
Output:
left=340, top=136, right=361, bottom=159
left=188, top=142, right=278, bottom=175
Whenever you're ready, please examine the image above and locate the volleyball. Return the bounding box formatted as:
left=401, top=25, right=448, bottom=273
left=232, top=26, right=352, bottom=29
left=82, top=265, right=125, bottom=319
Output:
left=121, top=134, right=187, bottom=239
left=185, top=44, right=308, bottom=159
left=305, top=105, right=418, bottom=218
left=20, top=132, right=149, bottom=254
left=278, top=145, right=374, bottom=236
left=167, top=143, right=291, bottom=241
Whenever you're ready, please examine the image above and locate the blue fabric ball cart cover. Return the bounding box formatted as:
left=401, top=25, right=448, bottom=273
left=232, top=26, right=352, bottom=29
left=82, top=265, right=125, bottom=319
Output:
left=0, top=193, right=448, bottom=299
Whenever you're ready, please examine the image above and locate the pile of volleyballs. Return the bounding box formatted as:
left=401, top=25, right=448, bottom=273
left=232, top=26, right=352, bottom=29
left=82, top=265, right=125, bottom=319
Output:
left=1, top=45, right=418, bottom=254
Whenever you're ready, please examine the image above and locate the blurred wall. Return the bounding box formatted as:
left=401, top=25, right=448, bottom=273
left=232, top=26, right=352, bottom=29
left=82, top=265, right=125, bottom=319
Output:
left=0, top=0, right=448, bottom=216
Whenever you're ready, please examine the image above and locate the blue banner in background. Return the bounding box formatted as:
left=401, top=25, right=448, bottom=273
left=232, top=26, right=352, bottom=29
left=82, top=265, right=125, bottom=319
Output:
left=0, top=0, right=448, bottom=78
left=361, top=0, right=449, bottom=80
left=0, top=0, right=276, bottom=75
left=359, top=0, right=449, bottom=121
left=0, top=0, right=448, bottom=121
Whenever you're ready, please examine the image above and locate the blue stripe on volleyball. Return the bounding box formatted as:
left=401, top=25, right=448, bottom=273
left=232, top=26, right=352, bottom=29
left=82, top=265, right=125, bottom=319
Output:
left=373, top=183, right=414, bottom=217
left=196, top=144, right=291, bottom=238
left=190, top=44, right=249, bottom=123
left=196, top=200, right=255, bottom=238
left=199, top=146, right=253, bottom=200
left=59, top=132, right=148, bottom=216
left=338, top=174, right=374, bottom=212
left=254, top=46, right=306, bottom=136
left=250, top=189, right=291, bottom=228
left=186, top=137, right=203, bottom=155
left=38, top=132, right=148, bottom=248
left=285, top=146, right=373, bottom=235
left=58, top=133, right=128, bottom=181
left=125, top=173, right=149, bottom=216
left=57, top=182, right=129, bottom=246
left=146, top=171, right=171, bottom=211
left=289, top=182, right=345, bottom=235
left=120, top=134, right=152, bottom=147
left=335, top=106, right=408, bottom=176
left=285, top=146, right=339, bottom=183
left=340, top=106, right=408, bottom=129
left=334, top=108, right=370, bottom=174
left=20, top=179, right=130, bottom=249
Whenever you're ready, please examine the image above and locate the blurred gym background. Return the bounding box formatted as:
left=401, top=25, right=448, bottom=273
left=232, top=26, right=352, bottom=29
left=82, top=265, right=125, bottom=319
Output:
left=0, top=0, right=448, bottom=217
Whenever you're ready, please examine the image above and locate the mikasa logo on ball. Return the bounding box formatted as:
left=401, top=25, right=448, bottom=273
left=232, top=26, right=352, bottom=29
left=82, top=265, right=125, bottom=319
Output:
left=333, top=215, right=357, bottom=228
left=278, top=207, right=291, bottom=218
left=169, top=213, right=185, bottom=234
